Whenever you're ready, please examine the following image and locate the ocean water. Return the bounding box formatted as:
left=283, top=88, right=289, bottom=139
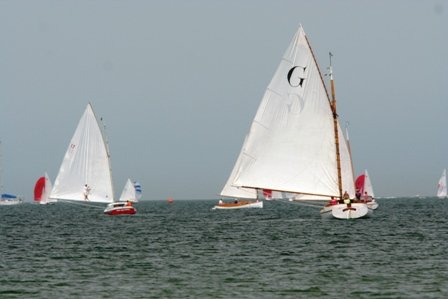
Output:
left=0, top=198, right=447, bottom=299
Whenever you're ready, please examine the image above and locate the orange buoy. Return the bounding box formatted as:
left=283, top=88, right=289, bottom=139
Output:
left=167, top=197, right=174, bottom=203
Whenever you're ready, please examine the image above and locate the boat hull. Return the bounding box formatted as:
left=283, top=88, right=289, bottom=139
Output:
left=0, top=200, right=23, bottom=206
left=366, top=200, right=378, bottom=210
left=212, top=200, right=263, bottom=210
left=104, top=205, right=136, bottom=215
left=320, top=203, right=372, bottom=219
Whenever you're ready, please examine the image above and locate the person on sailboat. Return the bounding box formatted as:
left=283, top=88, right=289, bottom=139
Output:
left=84, top=184, right=91, bottom=200
left=218, top=199, right=223, bottom=205
left=362, top=191, right=371, bottom=202
left=355, top=189, right=361, bottom=200
left=343, top=191, right=351, bottom=204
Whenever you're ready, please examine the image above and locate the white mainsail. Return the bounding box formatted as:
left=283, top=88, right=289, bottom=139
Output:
left=118, top=178, right=138, bottom=202
left=50, top=103, right=114, bottom=203
left=233, top=26, right=340, bottom=198
left=437, top=169, right=447, bottom=198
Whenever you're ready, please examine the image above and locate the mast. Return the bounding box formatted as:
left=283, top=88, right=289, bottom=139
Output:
left=329, top=53, right=343, bottom=199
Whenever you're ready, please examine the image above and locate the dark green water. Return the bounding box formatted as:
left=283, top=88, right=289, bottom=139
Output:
left=1, top=198, right=447, bottom=298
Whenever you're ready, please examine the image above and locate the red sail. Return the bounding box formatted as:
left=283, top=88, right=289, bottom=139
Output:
left=34, top=177, right=46, bottom=201
left=263, top=189, right=272, bottom=199
left=355, top=174, right=366, bottom=195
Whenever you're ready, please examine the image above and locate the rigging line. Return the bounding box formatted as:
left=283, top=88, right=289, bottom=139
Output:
left=58, top=199, right=105, bottom=210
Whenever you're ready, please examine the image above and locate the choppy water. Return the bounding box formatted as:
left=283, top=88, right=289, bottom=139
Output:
left=1, top=198, right=447, bottom=298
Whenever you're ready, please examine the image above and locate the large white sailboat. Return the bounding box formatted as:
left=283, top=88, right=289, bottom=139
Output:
left=49, top=103, right=136, bottom=215
left=230, top=26, right=370, bottom=219
left=437, top=169, right=447, bottom=199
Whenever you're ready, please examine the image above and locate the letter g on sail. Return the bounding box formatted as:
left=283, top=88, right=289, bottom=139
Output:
left=287, top=66, right=307, bottom=88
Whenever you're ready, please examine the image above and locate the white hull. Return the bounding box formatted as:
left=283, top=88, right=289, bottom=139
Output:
left=0, top=199, right=23, bottom=206
left=366, top=200, right=378, bottom=210
left=320, top=203, right=372, bottom=219
left=212, top=200, right=263, bottom=210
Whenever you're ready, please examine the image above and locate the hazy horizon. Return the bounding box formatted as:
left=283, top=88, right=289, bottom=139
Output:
left=1, top=1, right=447, bottom=200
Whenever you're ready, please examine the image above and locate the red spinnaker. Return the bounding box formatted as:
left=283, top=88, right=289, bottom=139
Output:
left=355, top=174, right=365, bottom=194
left=34, top=177, right=45, bottom=201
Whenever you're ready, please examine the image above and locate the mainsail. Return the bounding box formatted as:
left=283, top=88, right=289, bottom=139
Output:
left=50, top=104, right=114, bottom=203
left=437, top=169, right=447, bottom=198
left=233, top=26, right=340, bottom=198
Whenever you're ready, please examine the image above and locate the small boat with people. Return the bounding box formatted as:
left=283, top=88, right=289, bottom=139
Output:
left=355, top=170, right=378, bottom=209
left=104, top=201, right=136, bottom=215
left=212, top=199, right=263, bottom=210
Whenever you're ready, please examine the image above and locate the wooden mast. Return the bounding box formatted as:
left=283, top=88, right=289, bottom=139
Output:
left=329, top=53, right=343, bottom=200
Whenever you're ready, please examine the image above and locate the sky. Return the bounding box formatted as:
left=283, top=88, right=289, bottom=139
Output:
left=0, top=0, right=447, bottom=200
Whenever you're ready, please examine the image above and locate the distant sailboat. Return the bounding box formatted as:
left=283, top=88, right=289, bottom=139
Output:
left=118, top=178, right=139, bottom=203
left=355, top=170, right=379, bottom=209
left=49, top=103, right=136, bottom=215
left=437, top=169, right=447, bottom=199
left=134, top=181, right=142, bottom=201
left=34, top=173, right=56, bottom=205
left=0, top=141, right=23, bottom=206
left=230, top=26, right=370, bottom=219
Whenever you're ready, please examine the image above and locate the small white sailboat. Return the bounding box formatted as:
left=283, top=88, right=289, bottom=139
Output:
left=0, top=141, right=23, bottom=206
left=133, top=181, right=142, bottom=201
left=229, top=26, right=369, bottom=219
left=118, top=178, right=139, bottom=202
left=49, top=103, right=136, bottom=215
left=355, top=170, right=378, bottom=209
left=437, top=169, right=447, bottom=199
left=34, top=172, right=56, bottom=204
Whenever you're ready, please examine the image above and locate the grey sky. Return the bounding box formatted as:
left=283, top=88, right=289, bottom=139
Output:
left=1, top=1, right=447, bottom=200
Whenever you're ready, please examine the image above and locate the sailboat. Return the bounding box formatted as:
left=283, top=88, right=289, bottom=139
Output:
left=215, top=136, right=263, bottom=210
left=355, top=170, right=379, bottom=209
left=118, top=178, right=139, bottom=202
left=229, top=26, right=370, bottom=219
left=134, top=181, right=142, bottom=201
left=0, top=141, right=23, bottom=206
left=49, top=103, right=136, bottom=215
left=437, top=169, right=447, bottom=199
left=34, top=172, right=56, bottom=204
